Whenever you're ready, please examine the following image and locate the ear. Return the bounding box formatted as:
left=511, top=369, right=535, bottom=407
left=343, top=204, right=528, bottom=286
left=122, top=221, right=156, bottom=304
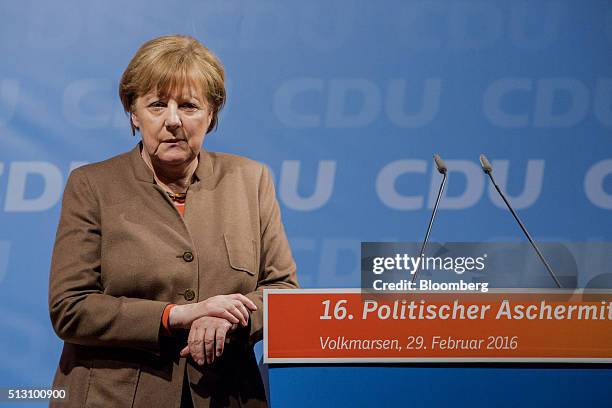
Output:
left=131, top=112, right=141, bottom=128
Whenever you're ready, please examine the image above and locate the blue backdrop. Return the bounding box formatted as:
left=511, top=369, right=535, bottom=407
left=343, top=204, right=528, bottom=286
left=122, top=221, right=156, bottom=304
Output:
left=1, top=0, right=611, bottom=406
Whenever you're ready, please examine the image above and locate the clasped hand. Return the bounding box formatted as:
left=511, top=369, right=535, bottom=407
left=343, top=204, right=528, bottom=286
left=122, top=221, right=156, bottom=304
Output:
left=169, top=294, right=257, bottom=365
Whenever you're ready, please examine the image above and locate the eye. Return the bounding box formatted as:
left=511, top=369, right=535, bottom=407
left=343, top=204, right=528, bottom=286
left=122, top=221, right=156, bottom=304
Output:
left=148, top=101, right=166, bottom=110
left=180, top=103, right=199, bottom=111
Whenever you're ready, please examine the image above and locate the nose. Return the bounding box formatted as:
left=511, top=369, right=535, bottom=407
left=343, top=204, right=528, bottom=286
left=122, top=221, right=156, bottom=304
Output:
left=165, top=103, right=182, bottom=129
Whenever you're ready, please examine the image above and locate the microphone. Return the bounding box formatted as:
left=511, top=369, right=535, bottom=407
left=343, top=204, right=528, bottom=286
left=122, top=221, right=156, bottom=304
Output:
left=479, top=154, right=562, bottom=288
left=412, top=154, right=447, bottom=284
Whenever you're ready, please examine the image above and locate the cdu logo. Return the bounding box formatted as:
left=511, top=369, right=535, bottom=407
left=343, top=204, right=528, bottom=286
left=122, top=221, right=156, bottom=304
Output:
left=484, top=78, right=612, bottom=128
left=376, top=159, right=544, bottom=210
left=274, top=78, right=442, bottom=128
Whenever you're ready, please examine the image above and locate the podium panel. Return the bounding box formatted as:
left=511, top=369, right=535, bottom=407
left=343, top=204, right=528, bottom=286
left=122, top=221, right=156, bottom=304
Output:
left=268, top=365, right=612, bottom=407
left=265, top=289, right=612, bottom=407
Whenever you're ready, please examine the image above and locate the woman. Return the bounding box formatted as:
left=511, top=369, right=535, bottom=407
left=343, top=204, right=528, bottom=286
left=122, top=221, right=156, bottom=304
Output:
left=48, top=35, right=298, bottom=408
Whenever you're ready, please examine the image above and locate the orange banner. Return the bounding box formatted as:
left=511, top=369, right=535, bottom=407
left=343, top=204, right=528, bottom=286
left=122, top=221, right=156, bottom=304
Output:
left=264, top=289, right=612, bottom=363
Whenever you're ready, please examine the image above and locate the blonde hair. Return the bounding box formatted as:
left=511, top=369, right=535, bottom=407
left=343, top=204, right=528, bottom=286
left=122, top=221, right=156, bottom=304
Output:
left=119, top=35, right=226, bottom=135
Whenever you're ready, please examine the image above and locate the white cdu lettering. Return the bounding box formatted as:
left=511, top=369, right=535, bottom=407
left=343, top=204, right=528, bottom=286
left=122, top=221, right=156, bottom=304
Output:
left=279, top=160, right=336, bottom=211
left=4, top=162, right=63, bottom=212
left=584, top=160, right=612, bottom=210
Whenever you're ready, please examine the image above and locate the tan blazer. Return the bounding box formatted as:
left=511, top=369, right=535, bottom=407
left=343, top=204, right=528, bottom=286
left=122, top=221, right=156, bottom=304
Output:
left=48, top=144, right=298, bottom=408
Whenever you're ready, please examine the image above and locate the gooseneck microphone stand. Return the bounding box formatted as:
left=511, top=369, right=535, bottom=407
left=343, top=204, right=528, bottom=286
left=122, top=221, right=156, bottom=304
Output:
left=479, top=154, right=562, bottom=288
left=412, top=154, right=447, bottom=284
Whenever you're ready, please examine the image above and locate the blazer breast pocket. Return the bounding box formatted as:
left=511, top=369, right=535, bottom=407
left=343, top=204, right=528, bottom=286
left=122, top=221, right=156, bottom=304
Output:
left=85, top=359, right=140, bottom=408
left=223, top=233, right=259, bottom=291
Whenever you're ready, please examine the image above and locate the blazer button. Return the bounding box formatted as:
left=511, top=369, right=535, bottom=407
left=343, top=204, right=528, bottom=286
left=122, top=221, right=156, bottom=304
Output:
left=184, top=289, right=196, bottom=301
left=182, top=251, right=194, bottom=262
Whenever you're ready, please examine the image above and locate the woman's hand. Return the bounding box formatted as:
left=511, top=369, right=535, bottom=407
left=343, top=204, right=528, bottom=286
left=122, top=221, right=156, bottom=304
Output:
left=169, top=294, right=257, bottom=329
left=179, top=316, right=237, bottom=365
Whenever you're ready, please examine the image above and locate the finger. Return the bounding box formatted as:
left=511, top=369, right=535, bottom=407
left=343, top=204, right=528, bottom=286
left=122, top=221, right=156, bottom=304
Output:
left=222, top=310, right=240, bottom=324
left=190, top=326, right=205, bottom=365
left=228, top=303, right=247, bottom=326
left=204, top=327, right=216, bottom=364
left=215, top=325, right=228, bottom=357
left=233, top=302, right=249, bottom=326
left=185, top=324, right=195, bottom=359
left=234, top=294, right=258, bottom=310
left=239, top=302, right=250, bottom=323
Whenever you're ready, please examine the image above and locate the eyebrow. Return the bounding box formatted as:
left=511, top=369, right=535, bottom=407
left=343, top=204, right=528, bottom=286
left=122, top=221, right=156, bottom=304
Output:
left=146, top=94, right=202, bottom=102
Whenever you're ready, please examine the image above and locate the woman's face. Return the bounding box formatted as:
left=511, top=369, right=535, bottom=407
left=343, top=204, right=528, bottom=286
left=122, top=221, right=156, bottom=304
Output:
left=131, top=86, right=212, bottom=168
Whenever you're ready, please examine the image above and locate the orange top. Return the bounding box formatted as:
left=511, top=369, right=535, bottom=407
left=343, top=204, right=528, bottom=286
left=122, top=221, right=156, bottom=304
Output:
left=167, top=192, right=186, bottom=217
left=174, top=202, right=185, bottom=216
left=161, top=304, right=175, bottom=336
